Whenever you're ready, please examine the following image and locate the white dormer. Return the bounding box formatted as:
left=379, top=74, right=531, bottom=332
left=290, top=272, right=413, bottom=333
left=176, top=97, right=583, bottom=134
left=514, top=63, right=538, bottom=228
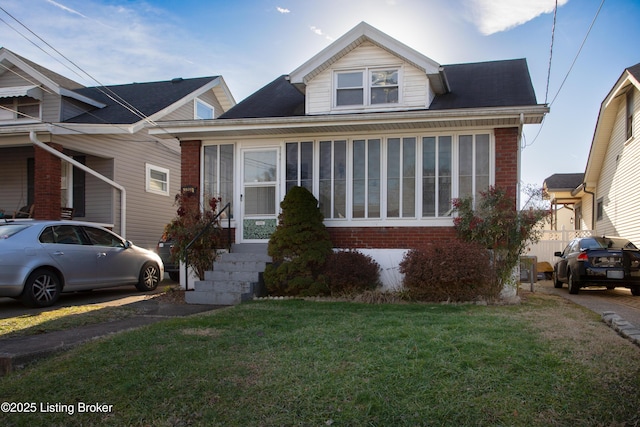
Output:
left=289, top=22, right=448, bottom=115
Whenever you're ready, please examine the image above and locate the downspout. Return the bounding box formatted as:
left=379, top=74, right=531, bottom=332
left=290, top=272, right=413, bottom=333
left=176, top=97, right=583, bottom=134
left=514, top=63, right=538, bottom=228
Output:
left=29, top=131, right=128, bottom=238
left=516, top=113, right=524, bottom=209
left=582, top=183, right=596, bottom=231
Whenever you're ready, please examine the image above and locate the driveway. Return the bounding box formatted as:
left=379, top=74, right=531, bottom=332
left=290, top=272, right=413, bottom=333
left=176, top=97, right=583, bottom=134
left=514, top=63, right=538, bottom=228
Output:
left=535, top=280, right=640, bottom=327
left=0, top=278, right=178, bottom=319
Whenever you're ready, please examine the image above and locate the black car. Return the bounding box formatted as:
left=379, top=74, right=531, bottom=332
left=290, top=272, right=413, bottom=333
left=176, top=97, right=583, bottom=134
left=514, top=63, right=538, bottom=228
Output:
left=553, top=236, right=640, bottom=295
left=156, top=238, right=179, bottom=282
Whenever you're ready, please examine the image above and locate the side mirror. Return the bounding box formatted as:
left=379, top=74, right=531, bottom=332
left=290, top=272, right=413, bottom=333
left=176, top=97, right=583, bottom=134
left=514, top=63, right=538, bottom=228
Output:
left=124, top=240, right=132, bottom=249
left=554, top=251, right=562, bottom=257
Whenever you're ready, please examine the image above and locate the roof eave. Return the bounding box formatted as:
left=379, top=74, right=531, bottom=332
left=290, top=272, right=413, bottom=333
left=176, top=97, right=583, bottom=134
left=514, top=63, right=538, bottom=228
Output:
left=151, top=105, right=548, bottom=139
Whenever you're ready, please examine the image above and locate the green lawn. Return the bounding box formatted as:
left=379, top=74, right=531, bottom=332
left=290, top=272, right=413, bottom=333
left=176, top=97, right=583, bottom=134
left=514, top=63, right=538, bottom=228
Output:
left=1, top=294, right=639, bottom=426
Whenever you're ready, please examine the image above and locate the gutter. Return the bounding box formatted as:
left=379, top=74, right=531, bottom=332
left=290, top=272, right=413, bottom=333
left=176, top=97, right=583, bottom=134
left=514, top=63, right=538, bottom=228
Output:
left=29, top=131, right=128, bottom=238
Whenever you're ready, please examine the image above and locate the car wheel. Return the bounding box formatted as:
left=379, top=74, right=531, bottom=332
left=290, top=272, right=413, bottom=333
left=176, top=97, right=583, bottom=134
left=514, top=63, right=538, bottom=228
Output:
left=631, top=286, right=640, bottom=296
left=606, top=285, right=616, bottom=290
left=568, top=271, right=580, bottom=295
left=136, top=262, right=160, bottom=291
left=552, top=270, right=563, bottom=288
left=21, top=268, right=61, bottom=308
left=168, top=271, right=179, bottom=282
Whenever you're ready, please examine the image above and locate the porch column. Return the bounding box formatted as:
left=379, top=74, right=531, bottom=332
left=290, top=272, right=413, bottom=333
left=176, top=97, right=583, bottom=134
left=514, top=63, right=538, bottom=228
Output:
left=34, top=142, right=63, bottom=220
left=180, top=140, right=202, bottom=210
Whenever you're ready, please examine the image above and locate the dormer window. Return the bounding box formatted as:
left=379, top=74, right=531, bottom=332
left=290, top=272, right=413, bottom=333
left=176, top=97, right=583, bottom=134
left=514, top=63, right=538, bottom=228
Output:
left=334, top=68, right=400, bottom=108
left=195, top=99, right=214, bottom=120
left=0, top=96, right=41, bottom=121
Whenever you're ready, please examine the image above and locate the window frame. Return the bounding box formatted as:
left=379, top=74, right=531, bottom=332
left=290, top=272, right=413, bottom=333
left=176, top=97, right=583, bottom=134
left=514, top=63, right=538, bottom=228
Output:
left=195, top=99, right=215, bottom=120
left=145, top=163, right=170, bottom=196
left=333, top=66, right=402, bottom=109
left=626, top=89, right=634, bottom=141
left=0, top=96, right=41, bottom=122
left=204, top=144, right=235, bottom=218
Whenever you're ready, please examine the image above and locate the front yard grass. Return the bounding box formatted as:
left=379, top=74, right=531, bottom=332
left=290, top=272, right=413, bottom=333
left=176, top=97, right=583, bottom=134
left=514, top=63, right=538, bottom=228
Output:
left=1, top=293, right=639, bottom=426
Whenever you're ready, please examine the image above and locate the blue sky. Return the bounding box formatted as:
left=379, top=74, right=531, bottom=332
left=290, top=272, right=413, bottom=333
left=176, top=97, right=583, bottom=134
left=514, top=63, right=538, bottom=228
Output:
left=2, top=0, right=639, bottom=196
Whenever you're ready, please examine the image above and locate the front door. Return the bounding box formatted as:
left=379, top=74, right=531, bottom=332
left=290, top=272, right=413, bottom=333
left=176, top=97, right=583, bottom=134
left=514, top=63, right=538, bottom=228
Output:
left=241, top=148, right=279, bottom=242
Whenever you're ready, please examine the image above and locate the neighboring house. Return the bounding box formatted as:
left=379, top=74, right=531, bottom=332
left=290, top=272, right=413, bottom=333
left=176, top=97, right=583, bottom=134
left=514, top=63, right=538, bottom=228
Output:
left=543, top=173, right=584, bottom=230
left=544, top=63, right=640, bottom=245
left=0, top=47, right=235, bottom=249
left=151, top=22, right=548, bottom=285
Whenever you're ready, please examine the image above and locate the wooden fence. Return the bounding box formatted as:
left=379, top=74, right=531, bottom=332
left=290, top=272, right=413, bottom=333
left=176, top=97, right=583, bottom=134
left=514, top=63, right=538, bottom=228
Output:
left=524, top=228, right=594, bottom=266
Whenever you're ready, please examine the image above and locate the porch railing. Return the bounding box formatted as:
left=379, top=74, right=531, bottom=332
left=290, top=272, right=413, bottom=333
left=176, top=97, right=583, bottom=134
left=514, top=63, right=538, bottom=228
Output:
left=184, top=202, right=232, bottom=291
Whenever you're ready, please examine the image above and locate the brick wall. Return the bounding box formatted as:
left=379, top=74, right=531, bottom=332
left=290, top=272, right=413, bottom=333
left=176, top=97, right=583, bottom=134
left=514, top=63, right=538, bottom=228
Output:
left=328, top=226, right=457, bottom=249
left=494, top=127, right=519, bottom=207
left=34, top=142, right=63, bottom=220
left=180, top=140, right=201, bottom=211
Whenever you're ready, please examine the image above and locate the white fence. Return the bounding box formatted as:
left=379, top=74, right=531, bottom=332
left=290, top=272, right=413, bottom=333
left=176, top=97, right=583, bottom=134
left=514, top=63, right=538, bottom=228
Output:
left=525, top=228, right=594, bottom=266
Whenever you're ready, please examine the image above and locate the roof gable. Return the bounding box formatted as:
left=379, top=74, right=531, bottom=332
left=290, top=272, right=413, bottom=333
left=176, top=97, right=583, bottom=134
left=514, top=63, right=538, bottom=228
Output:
left=289, top=22, right=446, bottom=93
left=584, top=62, right=640, bottom=186
left=67, top=76, right=225, bottom=125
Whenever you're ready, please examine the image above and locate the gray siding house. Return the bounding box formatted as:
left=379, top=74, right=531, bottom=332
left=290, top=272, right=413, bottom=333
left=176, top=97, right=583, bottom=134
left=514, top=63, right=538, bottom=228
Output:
left=0, top=47, right=235, bottom=249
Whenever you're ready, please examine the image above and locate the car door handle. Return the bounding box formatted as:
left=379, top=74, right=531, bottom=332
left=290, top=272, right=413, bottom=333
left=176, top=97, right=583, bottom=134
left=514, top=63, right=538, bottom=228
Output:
left=53, top=251, right=64, bottom=256
left=97, top=253, right=107, bottom=258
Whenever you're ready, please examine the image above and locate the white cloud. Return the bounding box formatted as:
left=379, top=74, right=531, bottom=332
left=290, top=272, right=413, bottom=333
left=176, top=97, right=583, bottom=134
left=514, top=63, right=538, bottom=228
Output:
left=44, top=0, right=87, bottom=18
left=309, top=25, right=334, bottom=41
left=469, top=0, right=569, bottom=35
left=276, top=6, right=290, bottom=14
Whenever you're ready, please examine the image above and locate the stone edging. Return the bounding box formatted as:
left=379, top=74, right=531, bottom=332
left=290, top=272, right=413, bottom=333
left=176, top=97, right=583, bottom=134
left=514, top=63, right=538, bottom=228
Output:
left=602, top=311, right=640, bottom=347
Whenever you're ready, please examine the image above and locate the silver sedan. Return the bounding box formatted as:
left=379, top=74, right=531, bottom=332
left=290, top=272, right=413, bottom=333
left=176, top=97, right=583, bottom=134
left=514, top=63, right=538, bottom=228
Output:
left=0, top=220, right=164, bottom=307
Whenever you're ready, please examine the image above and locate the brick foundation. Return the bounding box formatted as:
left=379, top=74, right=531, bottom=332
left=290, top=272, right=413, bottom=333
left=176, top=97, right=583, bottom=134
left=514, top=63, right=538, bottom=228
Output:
left=328, top=226, right=457, bottom=249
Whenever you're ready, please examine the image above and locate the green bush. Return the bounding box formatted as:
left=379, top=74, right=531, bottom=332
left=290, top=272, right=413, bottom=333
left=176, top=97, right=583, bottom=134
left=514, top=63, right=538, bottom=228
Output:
left=399, top=239, right=497, bottom=302
left=322, top=250, right=381, bottom=296
left=264, top=186, right=332, bottom=296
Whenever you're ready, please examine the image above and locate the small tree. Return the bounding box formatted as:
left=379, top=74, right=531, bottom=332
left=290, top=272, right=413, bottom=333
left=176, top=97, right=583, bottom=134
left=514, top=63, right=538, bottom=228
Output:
left=453, top=186, right=550, bottom=291
left=163, top=192, right=223, bottom=280
left=264, top=186, right=332, bottom=296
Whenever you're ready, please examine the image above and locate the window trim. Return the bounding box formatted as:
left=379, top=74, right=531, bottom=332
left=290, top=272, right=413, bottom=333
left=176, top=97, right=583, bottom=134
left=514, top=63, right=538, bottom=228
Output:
left=596, top=197, right=604, bottom=221
left=333, top=66, right=402, bottom=110
left=195, top=99, right=215, bottom=120
left=145, top=163, right=170, bottom=196
left=0, top=97, right=41, bottom=122
left=626, top=89, right=634, bottom=141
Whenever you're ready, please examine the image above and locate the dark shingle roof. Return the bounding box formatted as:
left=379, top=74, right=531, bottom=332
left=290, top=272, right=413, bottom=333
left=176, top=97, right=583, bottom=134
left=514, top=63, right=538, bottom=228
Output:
left=430, top=59, right=538, bottom=109
left=66, top=76, right=218, bottom=124
left=627, top=63, right=640, bottom=81
left=219, top=76, right=305, bottom=119
left=220, top=59, right=538, bottom=119
left=544, top=173, right=584, bottom=191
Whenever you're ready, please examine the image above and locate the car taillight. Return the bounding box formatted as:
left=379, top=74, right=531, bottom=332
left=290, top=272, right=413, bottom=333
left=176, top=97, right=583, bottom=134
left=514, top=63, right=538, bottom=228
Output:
left=577, top=252, right=588, bottom=261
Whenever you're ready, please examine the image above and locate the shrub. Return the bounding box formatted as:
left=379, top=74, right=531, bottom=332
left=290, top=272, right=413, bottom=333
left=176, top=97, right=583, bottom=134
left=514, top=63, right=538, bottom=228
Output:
left=322, top=250, right=381, bottom=296
left=264, top=186, right=333, bottom=296
left=163, top=193, right=223, bottom=280
left=399, top=239, right=497, bottom=302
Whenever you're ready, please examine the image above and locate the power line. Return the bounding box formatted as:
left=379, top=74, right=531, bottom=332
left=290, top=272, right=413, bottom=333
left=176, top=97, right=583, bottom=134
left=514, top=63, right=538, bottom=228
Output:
left=525, top=0, right=606, bottom=149
left=544, top=0, right=558, bottom=105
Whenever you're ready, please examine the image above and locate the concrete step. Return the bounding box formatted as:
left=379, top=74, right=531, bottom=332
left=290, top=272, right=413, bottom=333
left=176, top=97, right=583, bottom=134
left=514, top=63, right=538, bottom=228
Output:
left=218, top=252, right=272, bottom=263
left=193, top=279, right=254, bottom=294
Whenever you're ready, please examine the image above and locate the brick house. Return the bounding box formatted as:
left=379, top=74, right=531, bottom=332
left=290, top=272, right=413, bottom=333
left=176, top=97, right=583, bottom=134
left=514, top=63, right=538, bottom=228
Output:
left=152, top=22, right=548, bottom=287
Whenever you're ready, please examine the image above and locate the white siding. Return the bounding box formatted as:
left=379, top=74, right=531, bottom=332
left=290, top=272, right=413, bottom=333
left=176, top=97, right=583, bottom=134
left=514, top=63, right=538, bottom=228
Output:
left=594, top=87, right=640, bottom=244
left=306, top=42, right=431, bottom=115
left=162, top=91, right=225, bottom=121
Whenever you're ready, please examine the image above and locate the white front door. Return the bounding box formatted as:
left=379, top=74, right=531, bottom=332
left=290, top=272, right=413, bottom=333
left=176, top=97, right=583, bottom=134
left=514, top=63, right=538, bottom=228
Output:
left=241, top=148, right=279, bottom=242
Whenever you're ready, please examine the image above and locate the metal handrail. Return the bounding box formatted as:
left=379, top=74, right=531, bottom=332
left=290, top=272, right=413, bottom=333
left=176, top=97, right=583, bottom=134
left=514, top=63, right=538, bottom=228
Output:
left=184, top=202, right=231, bottom=290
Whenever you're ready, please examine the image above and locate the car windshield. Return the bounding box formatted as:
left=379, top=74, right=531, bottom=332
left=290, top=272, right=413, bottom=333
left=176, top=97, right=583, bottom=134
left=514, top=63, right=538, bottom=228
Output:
left=0, top=223, right=31, bottom=239
left=582, top=237, right=637, bottom=250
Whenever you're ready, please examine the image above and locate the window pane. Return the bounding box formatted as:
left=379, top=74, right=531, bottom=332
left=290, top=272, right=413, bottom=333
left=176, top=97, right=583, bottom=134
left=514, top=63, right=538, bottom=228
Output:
left=204, top=145, right=218, bottom=198
left=459, top=135, right=473, bottom=199
left=337, top=72, right=363, bottom=88
left=245, top=187, right=276, bottom=215
left=402, top=138, right=416, bottom=217
left=368, top=139, right=381, bottom=218
left=353, top=140, right=366, bottom=218
left=244, top=151, right=276, bottom=182
left=438, top=136, right=452, bottom=216
left=422, top=137, right=436, bottom=217
left=196, top=100, right=214, bottom=119
left=371, top=70, right=398, bottom=86
left=220, top=145, right=234, bottom=217
left=17, top=104, right=39, bottom=119
left=319, top=141, right=332, bottom=218
left=337, top=89, right=363, bottom=106
left=476, top=134, right=490, bottom=198
left=286, top=143, right=298, bottom=191
left=387, top=138, right=400, bottom=217
left=334, top=141, right=346, bottom=219
left=371, top=87, right=398, bottom=104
